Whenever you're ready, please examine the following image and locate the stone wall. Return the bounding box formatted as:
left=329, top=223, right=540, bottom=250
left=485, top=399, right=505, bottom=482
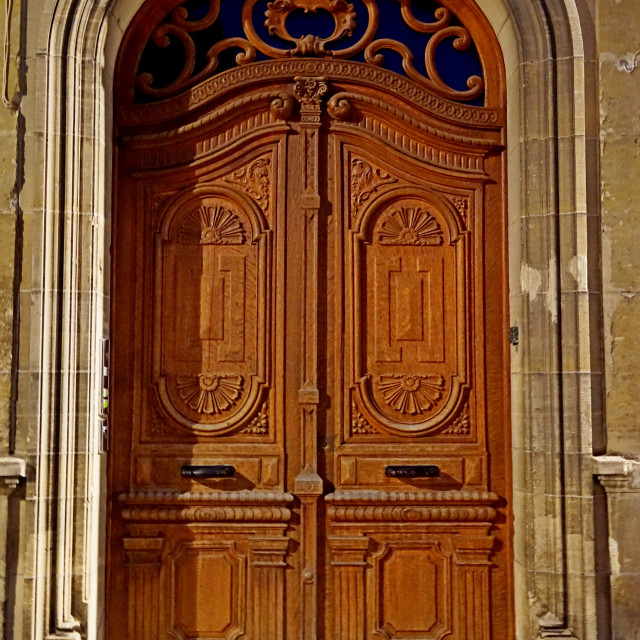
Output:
left=596, top=0, right=640, bottom=638
left=0, top=0, right=22, bottom=637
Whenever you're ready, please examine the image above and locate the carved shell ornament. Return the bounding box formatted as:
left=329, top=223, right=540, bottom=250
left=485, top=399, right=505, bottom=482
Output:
left=178, top=203, right=246, bottom=245
left=177, top=373, right=244, bottom=414
left=131, top=0, right=485, bottom=104
left=377, top=206, right=443, bottom=245
left=378, top=374, right=445, bottom=414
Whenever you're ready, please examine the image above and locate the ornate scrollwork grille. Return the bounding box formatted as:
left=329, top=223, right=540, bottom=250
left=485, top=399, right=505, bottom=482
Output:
left=130, top=0, right=485, bottom=104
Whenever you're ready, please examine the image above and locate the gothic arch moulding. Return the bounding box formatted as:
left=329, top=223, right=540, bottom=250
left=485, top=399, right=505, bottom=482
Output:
left=15, top=0, right=601, bottom=638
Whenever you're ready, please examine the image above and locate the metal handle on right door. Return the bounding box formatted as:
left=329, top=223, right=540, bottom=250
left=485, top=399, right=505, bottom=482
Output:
left=385, top=465, right=440, bottom=478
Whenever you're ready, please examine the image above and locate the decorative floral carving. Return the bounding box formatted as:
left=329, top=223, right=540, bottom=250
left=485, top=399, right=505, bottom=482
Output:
left=179, top=203, right=246, bottom=245
left=136, top=2, right=257, bottom=98
left=242, top=401, right=269, bottom=434
left=224, top=158, right=271, bottom=213
left=448, top=195, right=469, bottom=222
left=364, top=2, right=483, bottom=101
left=378, top=374, right=445, bottom=415
left=177, top=374, right=244, bottom=414
left=293, top=76, right=328, bottom=107
left=350, top=158, right=397, bottom=216
left=131, top=1, right=485, bottom=105
left=442, top=404, right=470, bottom=435
left=149, top=403, right=175, bottom=437
left=263, top=0, right=357, bottom=56
left=152, top=192, right=176, bottom=216
left=377, top=207, right=443, bottom=245
left=351, top=399, right=378, bottom=435
left=120, top=60, right=501, bottom=128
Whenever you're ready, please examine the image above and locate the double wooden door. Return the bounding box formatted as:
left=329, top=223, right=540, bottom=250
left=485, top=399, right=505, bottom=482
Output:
left=108, top=71, right=512, bottom=640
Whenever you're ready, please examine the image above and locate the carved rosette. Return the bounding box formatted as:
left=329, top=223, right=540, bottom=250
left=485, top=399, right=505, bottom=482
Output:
left=178, top=203, right=246, bottom=245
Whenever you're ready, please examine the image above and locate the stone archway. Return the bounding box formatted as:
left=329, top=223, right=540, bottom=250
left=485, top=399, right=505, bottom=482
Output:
left=9, top=0, right=601, bottom=638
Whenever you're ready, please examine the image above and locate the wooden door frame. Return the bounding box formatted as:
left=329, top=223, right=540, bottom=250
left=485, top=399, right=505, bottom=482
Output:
left=12, top=0, right=603, bottom=638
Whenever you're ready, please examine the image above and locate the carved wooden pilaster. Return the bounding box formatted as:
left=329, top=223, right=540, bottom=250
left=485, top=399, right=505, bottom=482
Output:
left=123, top=537, right=164, bottom=640
left=452, top=535, right=494, bottom=640
left=247, top=537, right=290, bottom=640
left=329, top=536, right=370, bottom=640
left=292, top=76, right=327, bottom=640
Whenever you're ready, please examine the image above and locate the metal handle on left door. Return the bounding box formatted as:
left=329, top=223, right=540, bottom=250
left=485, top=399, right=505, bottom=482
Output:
left=181, top=465, right=236, bottom=479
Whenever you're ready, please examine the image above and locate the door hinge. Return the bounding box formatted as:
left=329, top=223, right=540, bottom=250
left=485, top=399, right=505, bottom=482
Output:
left=508, top=326, right=519, bottom=346
left=99, top=338, right=110, bottom=453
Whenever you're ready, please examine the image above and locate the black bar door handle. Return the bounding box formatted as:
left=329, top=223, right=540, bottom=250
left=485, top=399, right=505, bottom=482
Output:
left=385, top=465, right=440, bottom=478
left=181, top=465, right=236, bottom=479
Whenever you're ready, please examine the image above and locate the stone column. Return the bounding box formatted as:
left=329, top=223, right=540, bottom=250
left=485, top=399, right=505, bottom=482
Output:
left=594, top=455, right=640, bottom=640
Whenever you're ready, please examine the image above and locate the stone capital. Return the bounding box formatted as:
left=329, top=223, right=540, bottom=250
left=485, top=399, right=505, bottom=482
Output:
left=0, top=456, right=26, bottom=490
left=593, top=455, right=640, bottom=493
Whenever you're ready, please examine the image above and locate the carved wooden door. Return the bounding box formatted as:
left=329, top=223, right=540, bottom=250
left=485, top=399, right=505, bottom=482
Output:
left=108, top=1, right=512, bottom=639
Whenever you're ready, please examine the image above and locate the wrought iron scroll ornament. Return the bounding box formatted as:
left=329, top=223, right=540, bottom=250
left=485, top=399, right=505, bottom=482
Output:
left=133, top=0, right=485, bottom=103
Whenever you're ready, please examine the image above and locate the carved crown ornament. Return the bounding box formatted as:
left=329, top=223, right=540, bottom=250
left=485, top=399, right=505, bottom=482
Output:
left=125, top=0, right=487, bottom=105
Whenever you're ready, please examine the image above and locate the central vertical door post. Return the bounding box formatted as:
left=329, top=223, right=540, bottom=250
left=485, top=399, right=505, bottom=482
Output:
left=291, top=76, right=328, bottom=638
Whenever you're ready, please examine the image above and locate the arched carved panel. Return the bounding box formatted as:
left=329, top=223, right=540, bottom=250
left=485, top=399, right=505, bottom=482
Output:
left=154, top=184, right=270, bottom=434
left=351, top=186, right=468, bottom=435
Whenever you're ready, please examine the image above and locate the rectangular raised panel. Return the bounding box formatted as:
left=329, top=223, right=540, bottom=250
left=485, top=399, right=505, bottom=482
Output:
left=136, top=457, right=262, bottom=486
left=339, top=456, right=464, bottom=487
left=375, top=255, right=445, bottom=364
left=369, top=539, right=453, bottom=640
left=173, top=548, right=234, bottom=636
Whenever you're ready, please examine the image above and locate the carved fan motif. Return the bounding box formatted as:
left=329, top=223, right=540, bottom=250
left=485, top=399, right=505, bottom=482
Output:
left=378, top=374, right=445, bottom=415
left=177, top=374, right=244, bottom=414
left=179, top=204, right=246, bottom=245
left=377, top=207, right=443, bottom=245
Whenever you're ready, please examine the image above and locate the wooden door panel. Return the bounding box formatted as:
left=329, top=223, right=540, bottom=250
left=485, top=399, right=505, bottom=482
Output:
left=327, top=491, right=498, bottom=640
left=342, top=141, right=473, bottom=436
left=155, top=185, right=269, bottom=433
left=123, top=526, right=291, bottom=640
